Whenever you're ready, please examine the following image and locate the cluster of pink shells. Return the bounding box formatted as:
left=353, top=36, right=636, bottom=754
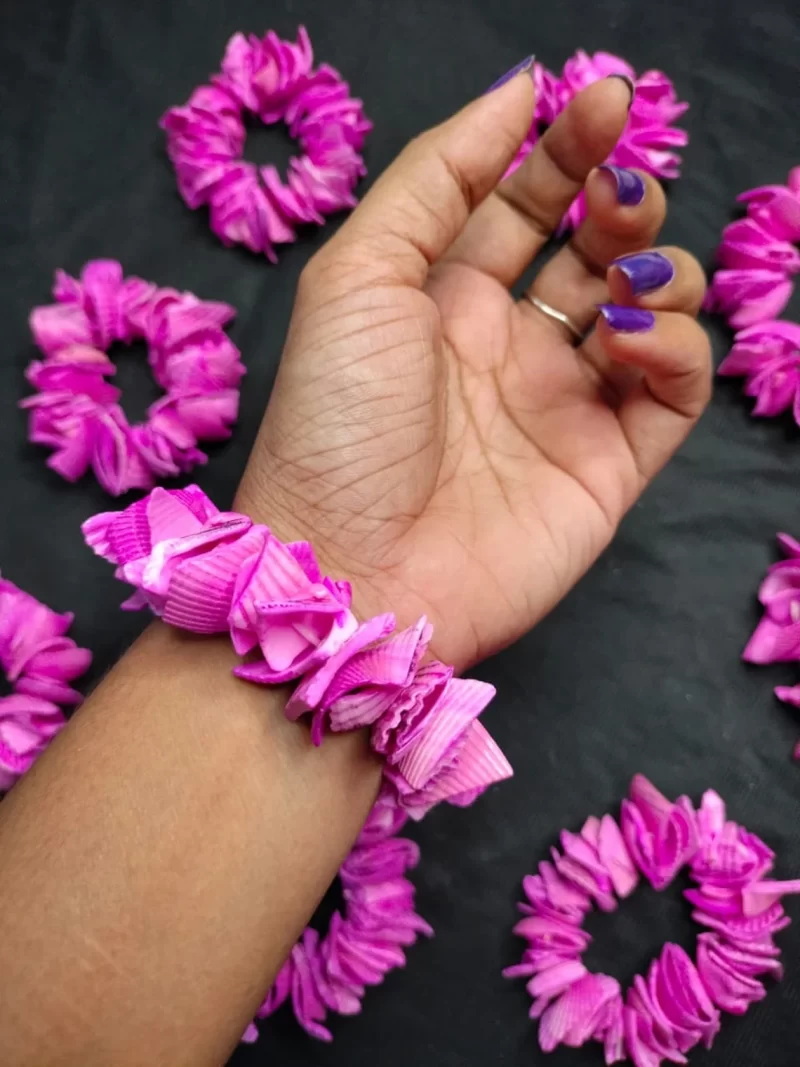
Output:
left=21, top=260, right=244, bottom=496
left=708, top=167, right=800, bottom=329
left=0, top=576, right=91, bottom=791
left=161, top=27, right=371, bottom=260
left=508, top=51, right=689, bottom=231
left=710, top=169, right=800, bottom=422
left=243, top=789, right=432, bottom=1043
left=505, top=775, right=799, bottom=1064
left=743, top=532, right=800, bottom=757
left=718, top=319, right=800, bottom=421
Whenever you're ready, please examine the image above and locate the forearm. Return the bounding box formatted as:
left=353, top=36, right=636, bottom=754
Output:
left=0, top=622, right=381, bottom=1066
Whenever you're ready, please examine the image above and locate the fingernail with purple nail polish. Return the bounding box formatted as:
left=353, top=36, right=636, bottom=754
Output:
left=486, top=55, right=535, bottom=93
left=598, top=165, right=645, bottom=206
left=612, top=251, right=675, bottom=295
left=605, top=73, right=636, bottom=109
left=597, top=304, right=656, bottom=332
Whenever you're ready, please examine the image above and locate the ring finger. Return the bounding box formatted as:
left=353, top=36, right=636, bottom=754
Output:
left=576, top=244, right=707, bottom=395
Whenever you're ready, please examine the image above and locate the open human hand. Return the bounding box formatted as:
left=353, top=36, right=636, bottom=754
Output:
left=236, top=66, right=710, bottom=670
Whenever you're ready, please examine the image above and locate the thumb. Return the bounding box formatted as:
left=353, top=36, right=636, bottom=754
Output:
left=314, top=62, right=536, bottom=288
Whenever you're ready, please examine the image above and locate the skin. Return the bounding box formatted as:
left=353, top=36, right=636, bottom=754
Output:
left=238, top=75, right=710, bottom=669
left=0, top=72, right=710, bottom=1065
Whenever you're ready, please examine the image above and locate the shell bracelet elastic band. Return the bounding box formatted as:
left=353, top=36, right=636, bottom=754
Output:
left=505, top=775, right=800, bottom=1065
left=161, top=27, right=371, bottom=260
left=82, top=486, right=513, bottom=820
left=21, top=261, right=245, bottom=496
left=0, top=576, right=91, bottom=792
left=242, top=787, right=432, bottom=1044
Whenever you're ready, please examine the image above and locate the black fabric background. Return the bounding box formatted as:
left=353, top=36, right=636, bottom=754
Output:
left=1, top=0, right=800, bottom=1063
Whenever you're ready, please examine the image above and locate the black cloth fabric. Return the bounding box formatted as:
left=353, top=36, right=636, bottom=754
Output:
left=2, top=0, right=799, bottom=1063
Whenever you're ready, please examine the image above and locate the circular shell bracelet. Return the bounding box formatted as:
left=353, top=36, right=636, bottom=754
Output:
left=242, top=788, right=432, bottom=1044
left=505, top=774, right=800, bottom=1064
left=21, top=260, right=244, bottom=496
left=161, top=27, right=371, bottom=260
left=81, top=486, right=512, bottom=819
left=0, top=576, right=91, bottom=791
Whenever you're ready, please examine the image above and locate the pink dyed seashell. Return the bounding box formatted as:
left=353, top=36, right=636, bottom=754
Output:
left=719, top=320, right=800, bottom=422
left=742, top=531, right=800, bottom=664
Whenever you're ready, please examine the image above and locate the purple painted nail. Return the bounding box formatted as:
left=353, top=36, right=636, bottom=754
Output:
left=605, top=73, right=636, bottom=110
left=598, top=165, right=646, bottom=206
left=597, top=304, right=656, bottom=332
left=486, top=55, right=535, bottom=93
left=612, top=251, right=675, bottom=295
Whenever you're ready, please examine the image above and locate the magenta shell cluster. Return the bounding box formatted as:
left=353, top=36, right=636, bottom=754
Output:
left=507, top=51, right=688, bottom=231
left=505, top=775, right=799, bottom=1065
left=242, top=789, right=432, bottom=1043
left=0, top=576, right=91, bottom=791
left=718, top=319, right=800, bottom=422
left=20, top=260, right=244, bottom=496
left=82, top=486, right=512, bottom=820
left=707, top=166, right=800, bottom=329
left=743, top=532, right=800, bottom=758
left=160, top=27, right=371, bottom=260
left=710, top=169, right=800, bottom=422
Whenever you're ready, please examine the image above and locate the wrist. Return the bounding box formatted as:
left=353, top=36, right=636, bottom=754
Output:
left=83, top=485, right=512, bottom=822
left=233, top=475, right=398, bottom=630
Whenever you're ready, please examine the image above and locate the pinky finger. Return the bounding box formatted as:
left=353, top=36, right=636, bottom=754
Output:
left=589, top=306, right=712, bottom=483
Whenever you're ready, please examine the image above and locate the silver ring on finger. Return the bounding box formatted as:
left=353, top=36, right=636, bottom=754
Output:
left=522, top=293, right=585, bottom=344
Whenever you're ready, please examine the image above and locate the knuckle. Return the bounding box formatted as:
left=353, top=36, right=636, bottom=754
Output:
left=405, top=130, right=434, bottom=162
left=682, top=322, right=714, bottom=411
left=696, top=324, right=714, bottom=375
left=663, top=246, right=706, bottom=287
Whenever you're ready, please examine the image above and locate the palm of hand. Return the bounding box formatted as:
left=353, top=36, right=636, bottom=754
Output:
left=242, top=265, right=637, bottom=669
left=237, top=76, right=708, bottom=670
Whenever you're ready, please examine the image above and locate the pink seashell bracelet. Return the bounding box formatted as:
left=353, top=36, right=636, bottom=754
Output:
left=505, top=775, right=799, bottom=1064
left=160, top=27, right=372, bottom=260
left=21, top=261, right=244, bottom=496
left=82, top=486, right=513, bottom=820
